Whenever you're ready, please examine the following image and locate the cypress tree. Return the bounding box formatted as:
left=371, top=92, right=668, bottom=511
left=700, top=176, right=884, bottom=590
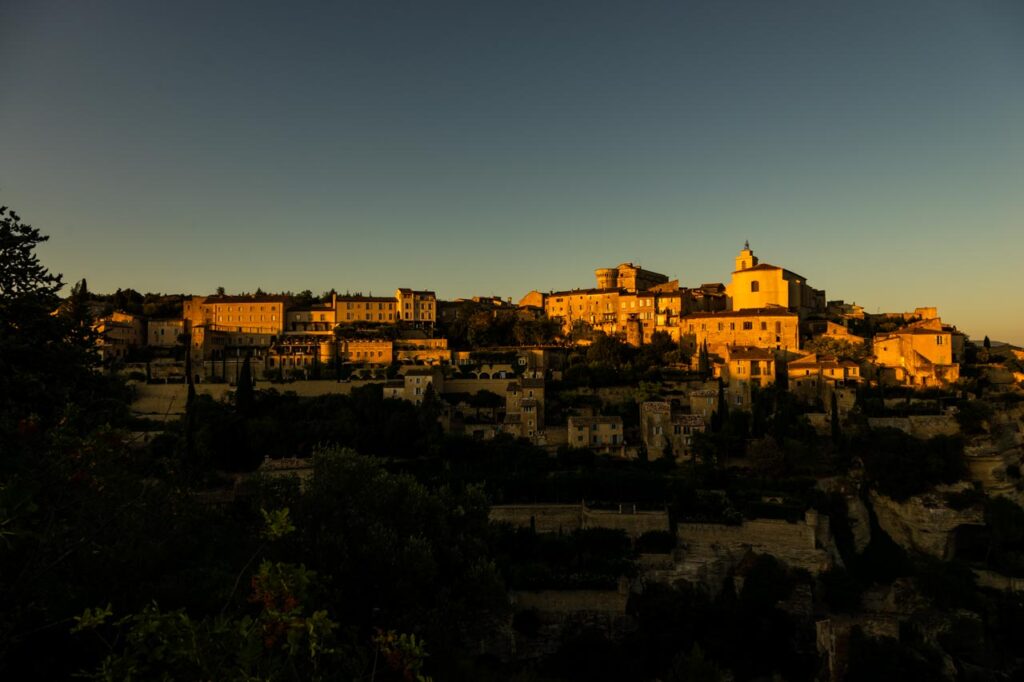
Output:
left=183, top=334, right=198, bottom=472
left=698, top=340, right=710, bottom=378
left=236, top=352, right=253, bottom=414
left=983, top=335, right=991, bottom=350
left=831, top=390, right=841, bottom=446
left=713, top=377, right=729, bottom=432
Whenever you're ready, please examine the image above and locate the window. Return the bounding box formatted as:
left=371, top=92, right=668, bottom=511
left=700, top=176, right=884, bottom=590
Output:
left=936, top=336, right=943, bottom=345
left=730, top=322, right=735, bottom=330
left=717, top=323, right=723, bottom=331
left=760, top=322, right=767, bottom=331
left=751, top=281, right=760, bottom=292
left=743, top=321, right=753, bottom=330
left=775, top=321, right=781, bottom=333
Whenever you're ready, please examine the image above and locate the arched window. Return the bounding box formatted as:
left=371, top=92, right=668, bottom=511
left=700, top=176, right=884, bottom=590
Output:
left=751, top=281, right=760, bottom=292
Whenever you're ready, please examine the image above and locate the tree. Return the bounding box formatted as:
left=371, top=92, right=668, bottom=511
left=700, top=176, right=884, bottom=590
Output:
left=568, top=319, right=593, bottom=344
left=830, top=391, right=841, bottom=446
left=0, top=205, right=63, bottom=299
left=698, top=341, right=710, bottom=378
left=983, top=335, right=991, bottom=349
left=236, top=352, right=254, bottom=414
left=668, top=644, right=727, bottom=682
left=586, top=333, right=629, bottom=367
left=215, top=286, right=225, bottom=296
left=0, top=206, right=120, bottom=450
left=712, top=378, right=729, bottom=432
left=64, top=278, right=98, bottom=349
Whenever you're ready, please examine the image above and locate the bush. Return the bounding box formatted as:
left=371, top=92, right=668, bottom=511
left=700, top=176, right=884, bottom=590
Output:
left=821, top=566, right=862, bottom=613
left=856, top=429, right=966, bottom=500
left=636, top=530, right=676, bottom=554
left=956, top=400, right=993, bottom=435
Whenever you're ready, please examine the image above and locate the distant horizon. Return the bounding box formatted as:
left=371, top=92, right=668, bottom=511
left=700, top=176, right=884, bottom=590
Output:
left=4, top=0, right=1022, bottom=344
left=46, top=243, right=1020, bottom=346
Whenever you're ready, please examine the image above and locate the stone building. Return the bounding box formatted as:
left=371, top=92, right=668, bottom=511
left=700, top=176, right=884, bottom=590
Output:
left=505, top=378, right=545, bottom=440
left=721, top=345, right=776, bottom=408
left=286, top=302, right=336, bottom=333
left=395, top=288, right=437, bottom=326
left=94, top=311, right=144, bottom=361
left=804, top=319, right=866, bottom=345
left=593, top=263, right=669, bottom=292
left=383, top=366, right=444, bottom=405
left=394, top=337, right=450, bottom=364
left=689, top=388, right=718, bottom=424
left=567, top=415, right=625, bottom=455
left=183, top=294, right=288, bottom=335
left=682, top=308, right=799, bottom=356
left=788, top=353, right=863, bottom=404
left=334, top=294, right=398, bottom=324
left=725, top=243, right=825, bottom=316
left=147, top=318, right=184, bottom=347
left=872, top=319, right=961, bottom=387
left=640, top=401, right=706, bottom=461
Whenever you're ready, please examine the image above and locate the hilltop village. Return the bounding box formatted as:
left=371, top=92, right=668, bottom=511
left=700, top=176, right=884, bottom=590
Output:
left=45, top=243, right=1024, bottom=679
left=106, top=243, right=982, bottom=451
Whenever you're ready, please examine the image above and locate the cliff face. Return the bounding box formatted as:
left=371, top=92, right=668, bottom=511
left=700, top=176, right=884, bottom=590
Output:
left=868, top=483, right=984, bottom=559
left=819, top=476, right=872, bottom=554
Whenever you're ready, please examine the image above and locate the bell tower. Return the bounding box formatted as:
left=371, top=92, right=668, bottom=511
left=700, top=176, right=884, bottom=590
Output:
left=735, top=241, right=758, bottom=272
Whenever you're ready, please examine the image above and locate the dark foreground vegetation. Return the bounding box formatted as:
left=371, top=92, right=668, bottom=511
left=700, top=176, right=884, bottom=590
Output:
left=4, top=205, right=1024, bottom=680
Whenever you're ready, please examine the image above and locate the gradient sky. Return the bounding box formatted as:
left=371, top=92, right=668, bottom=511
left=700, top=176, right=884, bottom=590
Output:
left=2, top=0, right=1022, bottom=343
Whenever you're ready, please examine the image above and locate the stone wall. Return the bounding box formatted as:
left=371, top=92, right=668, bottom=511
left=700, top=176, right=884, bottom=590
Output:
left=496, top=587, right=636, bottom=661
left=489, top=504, right=582, bottom=534
left=442, top=378, right=516, bottom=396
left=676, top=511, right=834, bottom=578
left=973, top=568, right=1024, bottom=593
left=868, top=484, right=984, bottom=559
left=131, top=379, right=382, bottom=419
left=866, top=415, right=959, bottom=439
left=816, top=614, right=901, bottom=682
left=583, top=506, right=670, bottom=538
left=512, top=588, right=629, bottom=615
left=489, top=503, right=670, bottom=539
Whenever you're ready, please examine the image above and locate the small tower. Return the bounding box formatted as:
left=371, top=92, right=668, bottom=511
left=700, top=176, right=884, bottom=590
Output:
left=735, top=241, right=758, bottom=272
left=625, top=316, right=644, bottom=347
left=595, top=268, right=618, bottom=289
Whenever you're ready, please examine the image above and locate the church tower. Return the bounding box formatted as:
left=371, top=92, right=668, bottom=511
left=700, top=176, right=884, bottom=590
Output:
left=735, top=241, right=758, bottom=272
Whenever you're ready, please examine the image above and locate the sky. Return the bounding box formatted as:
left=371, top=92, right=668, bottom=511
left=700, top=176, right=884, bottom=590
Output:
left=1, top=0, right=1022, bottom=343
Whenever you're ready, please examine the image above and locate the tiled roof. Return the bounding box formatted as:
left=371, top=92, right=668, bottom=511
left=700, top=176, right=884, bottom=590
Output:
left=568, top=415, right=623, bottom=426
left=336, top=295, right=396, bottom=303
left=547, top=287, right=625, bottom=297
left=683, top=307, right=796, bottom=319
left=725, top=346, right=774, bottom=360
left=733, top=263, right=781, bottom=273
left=203, top=295, right=291, bottom=303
